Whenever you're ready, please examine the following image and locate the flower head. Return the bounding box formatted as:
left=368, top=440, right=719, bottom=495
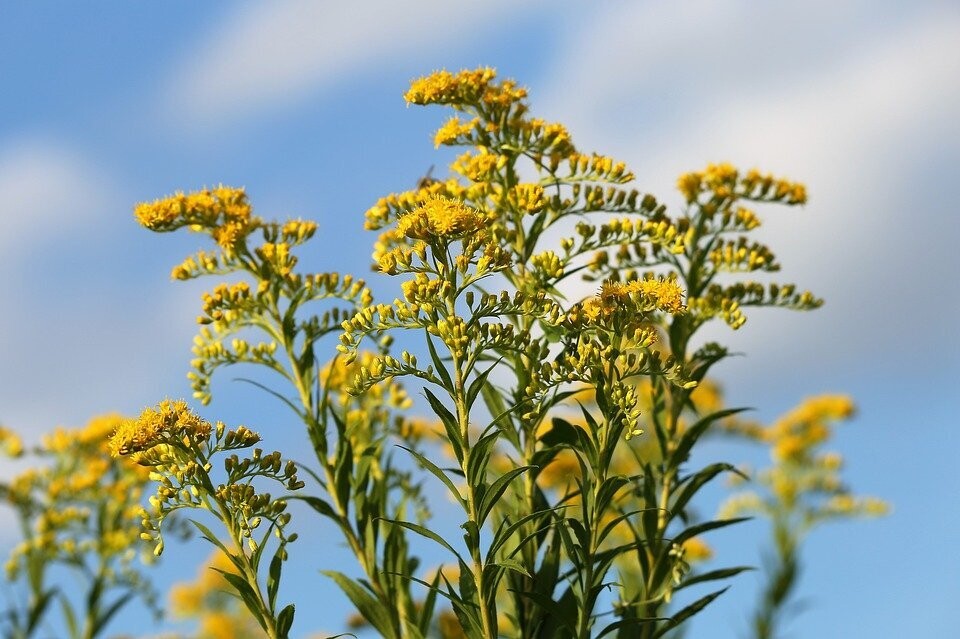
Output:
left=396, top=196, right=488, bottom=241
left=110, top=399, right=212, bottom=457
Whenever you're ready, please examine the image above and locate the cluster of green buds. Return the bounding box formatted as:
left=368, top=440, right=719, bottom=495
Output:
left=111, top=400, right=301, bottom=639
left=110, top=400, right=301, bottom=556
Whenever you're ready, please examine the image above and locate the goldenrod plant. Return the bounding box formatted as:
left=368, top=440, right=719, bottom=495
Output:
left=109, top=400, right=303, bottom=639
left=116, top=66, right=885, bottom=638
left=719, top=396, right=889, bottom=639
left=0, top=416, right=159, bottom=639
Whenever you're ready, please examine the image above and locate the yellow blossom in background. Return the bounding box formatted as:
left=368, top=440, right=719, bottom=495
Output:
left=0, top=425, right=23, bottom=457
left=721, top=394, right=888, bottom=527
left=681, top=537, right=714, bottom=563
left=0, top=415, right=159, bottom=634
left=168, top=552, right=263, bottom=639
left=404, top=67, right=526, bottom=108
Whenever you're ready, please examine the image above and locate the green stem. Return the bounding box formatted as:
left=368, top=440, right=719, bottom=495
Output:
left=454, top=363, right=497, bottom=639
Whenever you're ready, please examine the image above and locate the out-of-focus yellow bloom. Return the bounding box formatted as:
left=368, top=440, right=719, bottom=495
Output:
left=677, top=164, right=807, bottom=206
left=681, top=537, right=714, bottom=563
left=0, top=425, right=23, bottom=457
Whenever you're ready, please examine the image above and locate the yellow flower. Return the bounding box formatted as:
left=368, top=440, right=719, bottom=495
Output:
left=396, top=196, right=487, bottom=241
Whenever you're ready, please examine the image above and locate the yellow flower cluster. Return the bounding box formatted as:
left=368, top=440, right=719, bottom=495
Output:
left=571, top=278, right=685, bottom=329
left=509, top=183, right=546, bottom=214
left=434, top=116, right=479, bottom=147
left=135, top=186, right=258, bottom=251
left=677, top=163, right=807, bottom=205
left=396, top=196, right=489, bottom=241
left=404, top=67, right=527, bottom=107
left=322, top=351, right=413, bottom=412
left=721, top=394, right=889, bottom=526
left=451, top=150, right=508, bottom=182
left=110, top=399, right=212, bottom=456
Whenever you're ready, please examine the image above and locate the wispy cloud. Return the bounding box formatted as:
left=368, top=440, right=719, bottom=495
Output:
left=0, top=141, right=112, bottom=259
left=163, top=0, right=533, bottom=128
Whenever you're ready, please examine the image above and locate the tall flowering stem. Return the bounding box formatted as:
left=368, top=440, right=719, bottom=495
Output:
left=343, top=195, right=563, bottom=638
left=719, top=395, right=889, bottom=639
left=111, top=400, right=303, bottom=639
left=584, top=161, right=824, bottom=636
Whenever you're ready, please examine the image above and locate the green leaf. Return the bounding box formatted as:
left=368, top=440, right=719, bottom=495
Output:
left=397, top=444, right=466, bottom=509
left=320, top=571, right=396, bottom=639
left=276, top=603, right=296, bottom=638
left=467, top=430, right=501, bottom=488
left=216, top=570, right=269, bottom=632
left=653, top=587, right=729, bottom=638
left=56, top=592, right=77, bottom=639
left=417, top=570, right=442, bottom=635
left=379, top=518, right=465, bottom=565
left=671, top=407, right=748, bottom=466
left=673, top=517, right=750, bottom=546
left=488, top=506, right=562, bottom=560
left=478, top=465, right=534, bottom=524
left=676, top=566, right=754, bottom=591
left=596, top=616, right=669, bottom=638
left=424, top=388, right=463, bottom=462
left=290, top=495, right=339, bottom=521
left=670, top=463, right=742, bottom=524
left=335, top=438, right=354, bottom=512
left=540, top=417, right=581, bottom=447
left=466, top=361, right=499, bottom=410
left=268, top=551, right=283, bottom=610
left=91, top=592, right=135, bottom=637
left=425, top=332, right=454, bottom=391
left=493, top=557, right=531, bottom=578
left=189, top=519, right=231, bottom=556
left=25, top=587, right=55, bottom=633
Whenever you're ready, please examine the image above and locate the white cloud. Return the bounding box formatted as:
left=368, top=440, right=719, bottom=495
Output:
left=164, top=0, right=537, bottom=127
left=0, top=141, right=112, bottom=258
left=536, top=2, right=960, bottom=383
left=0, top=141, right=199, bottom=439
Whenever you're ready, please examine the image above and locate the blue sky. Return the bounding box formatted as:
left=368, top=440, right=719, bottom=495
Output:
left=1, top=1, right=957, bottom=637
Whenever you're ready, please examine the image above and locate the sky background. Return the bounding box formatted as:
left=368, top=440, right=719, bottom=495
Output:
left=1, top=1, right=958, bottom=637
